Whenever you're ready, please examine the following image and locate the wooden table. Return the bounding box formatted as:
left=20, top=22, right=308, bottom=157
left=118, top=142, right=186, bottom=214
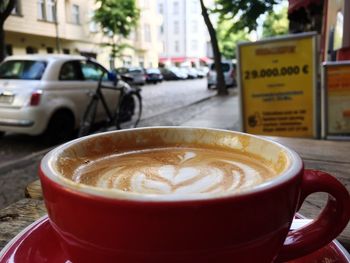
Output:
left=1, top=137, right=350, bottom=252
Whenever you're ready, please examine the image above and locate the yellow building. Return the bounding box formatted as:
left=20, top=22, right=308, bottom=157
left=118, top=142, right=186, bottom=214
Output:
left=4, top=0, right=162, bottom=69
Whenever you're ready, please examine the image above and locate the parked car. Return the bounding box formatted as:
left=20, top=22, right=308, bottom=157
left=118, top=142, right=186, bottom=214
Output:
left=0, top=54, right=131, bottom=143
left=196, top=67, right=208, bottom=78
left=116, top=67, right=146, bottom=85
left=207, top=61, right=236, bottom=89
left=181, top=67, right=198, bottom=79
left=175, top=67, right=188, bottom=79
left=145, top=68, right=163, bottom=84
left=160, top=67, right=187, bottom=80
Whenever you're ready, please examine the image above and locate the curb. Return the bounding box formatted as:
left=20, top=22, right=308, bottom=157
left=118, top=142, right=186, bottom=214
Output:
left=0, top=147, right=54, bottom=175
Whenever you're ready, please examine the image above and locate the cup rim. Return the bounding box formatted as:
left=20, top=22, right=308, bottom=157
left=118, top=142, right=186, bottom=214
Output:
left=40, top=127, right=303, bottom=202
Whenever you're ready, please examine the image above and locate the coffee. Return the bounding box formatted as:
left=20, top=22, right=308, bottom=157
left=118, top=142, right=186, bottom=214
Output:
left=69, top=147, right=277, bottom=196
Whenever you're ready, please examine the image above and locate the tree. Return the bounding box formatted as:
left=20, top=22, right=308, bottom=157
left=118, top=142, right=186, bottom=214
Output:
left=93, top=0, right=140, bottom=69
left=217, top=20, right=250, bottom=59
left=262, top=7, right=289, bottom=38
left=214, top=0, right=282, bottom=33
left=200, top=0, right=227, bottom=95
left=0, top=0, right=15, bottom=62
left=202, top=0, right=283, bottom=95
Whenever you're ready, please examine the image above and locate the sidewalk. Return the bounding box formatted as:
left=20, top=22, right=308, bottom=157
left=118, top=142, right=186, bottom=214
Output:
left=0, top=90, right=240, bottom=209
left=181, top=89, right=239, bottom=130
left=138, top=88, right=240, bottom=130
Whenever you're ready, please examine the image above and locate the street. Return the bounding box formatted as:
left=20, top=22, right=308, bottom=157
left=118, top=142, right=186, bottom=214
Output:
left=0, top=79, right=215, bottom=166
left=0, top=79, right=239, bottom=209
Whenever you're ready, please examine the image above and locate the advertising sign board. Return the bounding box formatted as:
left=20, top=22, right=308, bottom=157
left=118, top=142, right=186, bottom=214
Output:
left=238, top=32, right=318, bottom=138
left=322, top=61, right=350, bottom=139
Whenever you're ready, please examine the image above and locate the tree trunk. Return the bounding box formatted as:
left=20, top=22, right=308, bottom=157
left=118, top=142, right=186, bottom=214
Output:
left=199, top=0, right=227, bottom=95
left=0, top=0, right=16, bottom=62
left=0, top=24, right=5, bottom=62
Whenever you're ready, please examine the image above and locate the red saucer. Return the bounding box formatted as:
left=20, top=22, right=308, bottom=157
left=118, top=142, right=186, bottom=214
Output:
left=0, top=216, right=349, bottom=262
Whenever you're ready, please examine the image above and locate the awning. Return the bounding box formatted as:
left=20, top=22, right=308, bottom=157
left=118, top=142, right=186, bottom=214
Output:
left=199, top=57, right=213, bottom=63
left=159, top=57, right=199, bottom=63
left=159, top=57, right=185, bottom=63
left=288, top=0, right=322, bottom=13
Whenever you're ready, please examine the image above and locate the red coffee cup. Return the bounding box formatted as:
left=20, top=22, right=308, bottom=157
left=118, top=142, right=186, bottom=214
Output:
left=39, top=127, right=350, bottom=262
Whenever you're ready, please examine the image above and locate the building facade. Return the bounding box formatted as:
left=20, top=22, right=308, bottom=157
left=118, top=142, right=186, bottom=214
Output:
left=157, top=0, right=209, bottom=66
left=4, top=0, right=162, bottom=69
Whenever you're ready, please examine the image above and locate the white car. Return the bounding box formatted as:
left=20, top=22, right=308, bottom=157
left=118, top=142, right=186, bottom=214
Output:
left=207, top=60, right=237, bottom=89
left=0, top=54, right=130, bottom=143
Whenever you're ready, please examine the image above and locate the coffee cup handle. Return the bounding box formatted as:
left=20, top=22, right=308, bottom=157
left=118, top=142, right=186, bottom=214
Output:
left=276, top=169, right=350, bottom=262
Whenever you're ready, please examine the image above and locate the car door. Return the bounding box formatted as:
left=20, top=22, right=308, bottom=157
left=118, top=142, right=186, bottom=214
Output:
left=79, top=60, right=120, bottom=122
left=45, top=60, right=88, bottom=127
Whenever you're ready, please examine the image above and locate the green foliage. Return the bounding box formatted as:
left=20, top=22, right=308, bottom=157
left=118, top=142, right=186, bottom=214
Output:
left=94, top=0, right=140, bottom=37
left=93, top=0, right=140, bottom=61
left=217, top=20, right=249, bottom=59
left=262, top=7, right=289, bottom=37
left=214, top=0, right=282, bottom=33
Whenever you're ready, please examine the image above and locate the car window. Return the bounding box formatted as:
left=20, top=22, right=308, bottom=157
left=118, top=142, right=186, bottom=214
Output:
left=80, top=61, right=108, bottom=81
left=129, top=68, right=143, bottom=74
left=147, top=68, right=160, bottom=74
left=0, top=60, right=47, bottom=80
left=210, top=63, right=230, bottom=72
left=117, top=68, right=128, bottom=74
left=59, top=61, right=82, bottom=81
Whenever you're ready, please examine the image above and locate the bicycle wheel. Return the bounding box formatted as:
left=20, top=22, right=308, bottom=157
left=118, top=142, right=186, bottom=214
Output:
left=78, top=97, right=98, bottom=137
left=116, top=92, right=142, bottom=130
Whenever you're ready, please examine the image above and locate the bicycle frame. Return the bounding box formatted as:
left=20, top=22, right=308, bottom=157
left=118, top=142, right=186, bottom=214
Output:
left=79, top=71, right=142, bottom=137
left=95, top=75, right=124, bottom=126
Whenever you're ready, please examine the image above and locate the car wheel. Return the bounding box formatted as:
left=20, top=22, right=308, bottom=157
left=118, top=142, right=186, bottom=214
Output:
left=44, top=110, right=75, bottom=145
left=207, top=84, right=212, bottom=89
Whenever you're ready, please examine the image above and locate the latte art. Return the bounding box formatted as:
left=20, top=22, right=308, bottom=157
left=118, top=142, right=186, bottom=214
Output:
left=73, top=148, right=277, bottom=196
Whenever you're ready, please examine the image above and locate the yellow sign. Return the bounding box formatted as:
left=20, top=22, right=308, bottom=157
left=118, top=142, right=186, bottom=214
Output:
left=238, top=33, right=317, bottom=138
left=326, top=64, right=350, bottom=135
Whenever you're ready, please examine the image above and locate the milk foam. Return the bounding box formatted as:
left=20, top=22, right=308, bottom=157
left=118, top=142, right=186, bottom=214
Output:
left=73, top=148, right=276, bottom=196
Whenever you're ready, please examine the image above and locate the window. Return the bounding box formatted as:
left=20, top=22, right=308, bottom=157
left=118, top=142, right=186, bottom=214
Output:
left=173, top=1, right=179, bottom=14
left=144, top=24, right=151, bottom=42
left=174, top=21, right=179, bottom=34
left=11, top=0, right=22, bottom=15
left=334, top=11, right=344, bottom=50
left=0, top=60, right=47, bottom=80
left=63, top=48, right=70, bottom=54
left=158, top=3, right=163, bottom=14
left=159, top=25, right=164, bottom=37
left=46, top=47, right=54, bottom=54
left=5, top=45, right=13, bottom=56
left=37, top=0, right=56, bottom=21
left=210, top=63, right=230, bottom=72
left=37, top=0, right=45, bottom=20
left=46, top=0, right=56, bottom=22
left=80, top=52, right=97, bottom=59
left=59, top=61, right=82, bottom=81
left=80, top=61, right=107, bottom=81
left=174, top=41, right=179, bottom=52
left=26, top=46, right=38, bottom=54
left=72, top=4, right=80, bottom=24
left=89, top=12, right=98, bottom=33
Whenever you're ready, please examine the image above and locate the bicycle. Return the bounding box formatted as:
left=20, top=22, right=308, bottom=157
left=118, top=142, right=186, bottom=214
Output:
left=78, top=72, right=142, bottom=137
